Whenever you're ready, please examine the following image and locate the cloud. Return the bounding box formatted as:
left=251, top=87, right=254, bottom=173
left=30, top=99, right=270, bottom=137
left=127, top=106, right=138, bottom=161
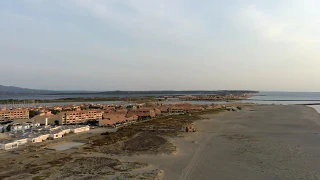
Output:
left=62, top=0, right=210, bottom=48
left=237, top=3, right=320, bottom=45
left=0, top=10, right=33, bottom=21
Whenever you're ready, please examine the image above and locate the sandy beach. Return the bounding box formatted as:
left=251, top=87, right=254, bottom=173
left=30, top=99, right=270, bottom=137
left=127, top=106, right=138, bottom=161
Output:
left=117, top=105, right=320, bottom=180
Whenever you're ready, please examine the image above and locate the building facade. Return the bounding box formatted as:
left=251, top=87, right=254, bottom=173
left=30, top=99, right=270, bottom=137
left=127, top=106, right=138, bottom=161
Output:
left=62, top=110, right=103, bottom=124
left=0, top=109, right=29, bottom=120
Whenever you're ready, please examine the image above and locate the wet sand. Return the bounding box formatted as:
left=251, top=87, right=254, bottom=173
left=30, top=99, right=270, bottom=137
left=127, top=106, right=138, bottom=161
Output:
left=120, top=105, right=320, bottom=180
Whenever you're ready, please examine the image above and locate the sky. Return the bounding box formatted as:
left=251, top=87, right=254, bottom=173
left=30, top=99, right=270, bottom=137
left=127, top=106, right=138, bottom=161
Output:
left=0, top=0, right=320, bottom=91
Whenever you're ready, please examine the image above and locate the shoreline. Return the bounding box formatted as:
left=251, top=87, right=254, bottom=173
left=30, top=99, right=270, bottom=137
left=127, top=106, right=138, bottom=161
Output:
left=307, top=105, right=320, bottom=114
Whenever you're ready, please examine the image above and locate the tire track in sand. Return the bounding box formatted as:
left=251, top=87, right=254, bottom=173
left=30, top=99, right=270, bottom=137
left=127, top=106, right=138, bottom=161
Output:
left=180, top=133, right=213, bottom=180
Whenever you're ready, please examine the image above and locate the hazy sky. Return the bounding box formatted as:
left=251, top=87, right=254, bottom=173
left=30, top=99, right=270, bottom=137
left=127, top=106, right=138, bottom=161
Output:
left=1, top=0, right=320, bottom=91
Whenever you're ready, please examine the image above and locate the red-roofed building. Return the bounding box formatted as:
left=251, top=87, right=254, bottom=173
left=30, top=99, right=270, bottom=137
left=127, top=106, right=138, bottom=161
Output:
left=99, top=112, right=138, bottom=127
left=127, top=108, right=156, bottom=120
left=61, top=110, right=103, bottom=124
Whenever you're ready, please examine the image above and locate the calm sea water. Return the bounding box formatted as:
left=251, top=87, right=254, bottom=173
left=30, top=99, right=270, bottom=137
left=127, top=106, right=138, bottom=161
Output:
left=244, top=91, right=320, bottom=113
left=248, top=91, right=320, bottom=101
left=0, top=92, right=205, bottom=100
left=1, top=91, right=320, bottom=113
left=242, top=91, right=320, bottom=105
left=0, top=101, right=125, bottom=108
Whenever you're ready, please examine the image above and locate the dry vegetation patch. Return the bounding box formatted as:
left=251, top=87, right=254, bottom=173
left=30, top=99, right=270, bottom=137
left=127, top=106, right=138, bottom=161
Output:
left=54, top=157, right=147, bottom=179
left=123, top=132, right=176, bottom=155
left=88, top=109, right=224, bottom=155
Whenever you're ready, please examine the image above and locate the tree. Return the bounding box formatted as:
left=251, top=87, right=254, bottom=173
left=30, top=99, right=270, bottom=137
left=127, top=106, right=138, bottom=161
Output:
left=6, top=125, right=12, bottom=132
left=54, top=120, right=60, bottom=125
left=51, top=110, right=61, bottom=115
left=29, top=110, right=40, bottom=118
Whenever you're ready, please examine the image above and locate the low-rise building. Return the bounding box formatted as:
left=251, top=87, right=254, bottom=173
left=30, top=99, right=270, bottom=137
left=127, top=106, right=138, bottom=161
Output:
left=0, top=108, right=29, bottom=120
left=127, top=108, right=156, bottom=119
left=62, top=110, right=103, bottom=124
left=1, top=141, right=18, bottom=150
left=14, top=138, right=28, bottom=145
left=28, top=135, right=43, bottom=143
left=49, top=132, right=63, bottom=139
left=39, top=134, right=50, bottom=141
left=70, top=125, right=90, bottom=133
left=100, top=113, right=127, bottom=126
left=10, top=124, right=31, bottom=133
left=169, top=107, right=186, bottom=114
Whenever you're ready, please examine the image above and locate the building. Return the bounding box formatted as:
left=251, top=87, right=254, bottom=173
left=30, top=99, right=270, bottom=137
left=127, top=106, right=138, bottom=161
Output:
left=100, top=113, right=127, bottom=127
left=1, top=141, right=18, bottom=150
left=10, top=124, right=31, bottom=133
left=166, top=104, right=205, bottom=114
left=169, top=107, right=186, bottom=114
left=99, top=111, right=139, bottom=127
left=159, top=106, right=170, bottom=114
left=70, top=125, right=90, bottom=133
left=14, top=138, right=28, bottom=146
left=0, top=108, right=29, bottom=120
left=39, top=134, right=50, bottom=141
left=61, top=110, right=103, bottom=124
left=127, top=108, right=156, bottom=119
left=29, top=135, right=43, bottom=143
left=49, top=132, right=63, bottom=139
left=138, top=107, right=161, bottom=116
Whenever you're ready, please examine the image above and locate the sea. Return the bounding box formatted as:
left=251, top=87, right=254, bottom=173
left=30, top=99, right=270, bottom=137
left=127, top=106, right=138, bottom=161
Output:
left=1, top=91, right=320, bottom=113
left=243, top=91, right=320, bottom=113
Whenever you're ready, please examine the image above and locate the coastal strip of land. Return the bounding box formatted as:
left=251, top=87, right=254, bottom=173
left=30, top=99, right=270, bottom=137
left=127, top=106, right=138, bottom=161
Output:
left=0, top=91, right=258, bottom=105
left=2, top=104, right=320, bottom=179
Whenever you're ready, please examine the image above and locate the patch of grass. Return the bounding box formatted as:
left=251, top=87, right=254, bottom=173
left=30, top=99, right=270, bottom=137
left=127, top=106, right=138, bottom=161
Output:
left=47, top=156, right=73, bottom=167
left=56, top=157, right=147, bottom=178
left=123, top=132, right=168, bottom=153
left=32, top=176, right=45, bottom=180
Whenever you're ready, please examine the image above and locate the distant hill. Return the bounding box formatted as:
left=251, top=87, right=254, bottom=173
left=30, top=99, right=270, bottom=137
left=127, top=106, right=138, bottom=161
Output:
left=0, top=85, right=259, bottom=95
left=0, top=85, right=55, bottom=93
left=0, top=85, right=97, bottom=94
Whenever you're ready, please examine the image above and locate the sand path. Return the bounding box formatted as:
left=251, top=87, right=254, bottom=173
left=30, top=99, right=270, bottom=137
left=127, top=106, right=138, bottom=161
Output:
left=179, top=133, right=213, bottom=180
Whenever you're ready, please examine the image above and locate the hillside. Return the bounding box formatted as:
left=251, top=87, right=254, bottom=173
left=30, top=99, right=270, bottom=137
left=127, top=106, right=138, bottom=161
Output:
left=0, top=85, right=54, bottom=93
